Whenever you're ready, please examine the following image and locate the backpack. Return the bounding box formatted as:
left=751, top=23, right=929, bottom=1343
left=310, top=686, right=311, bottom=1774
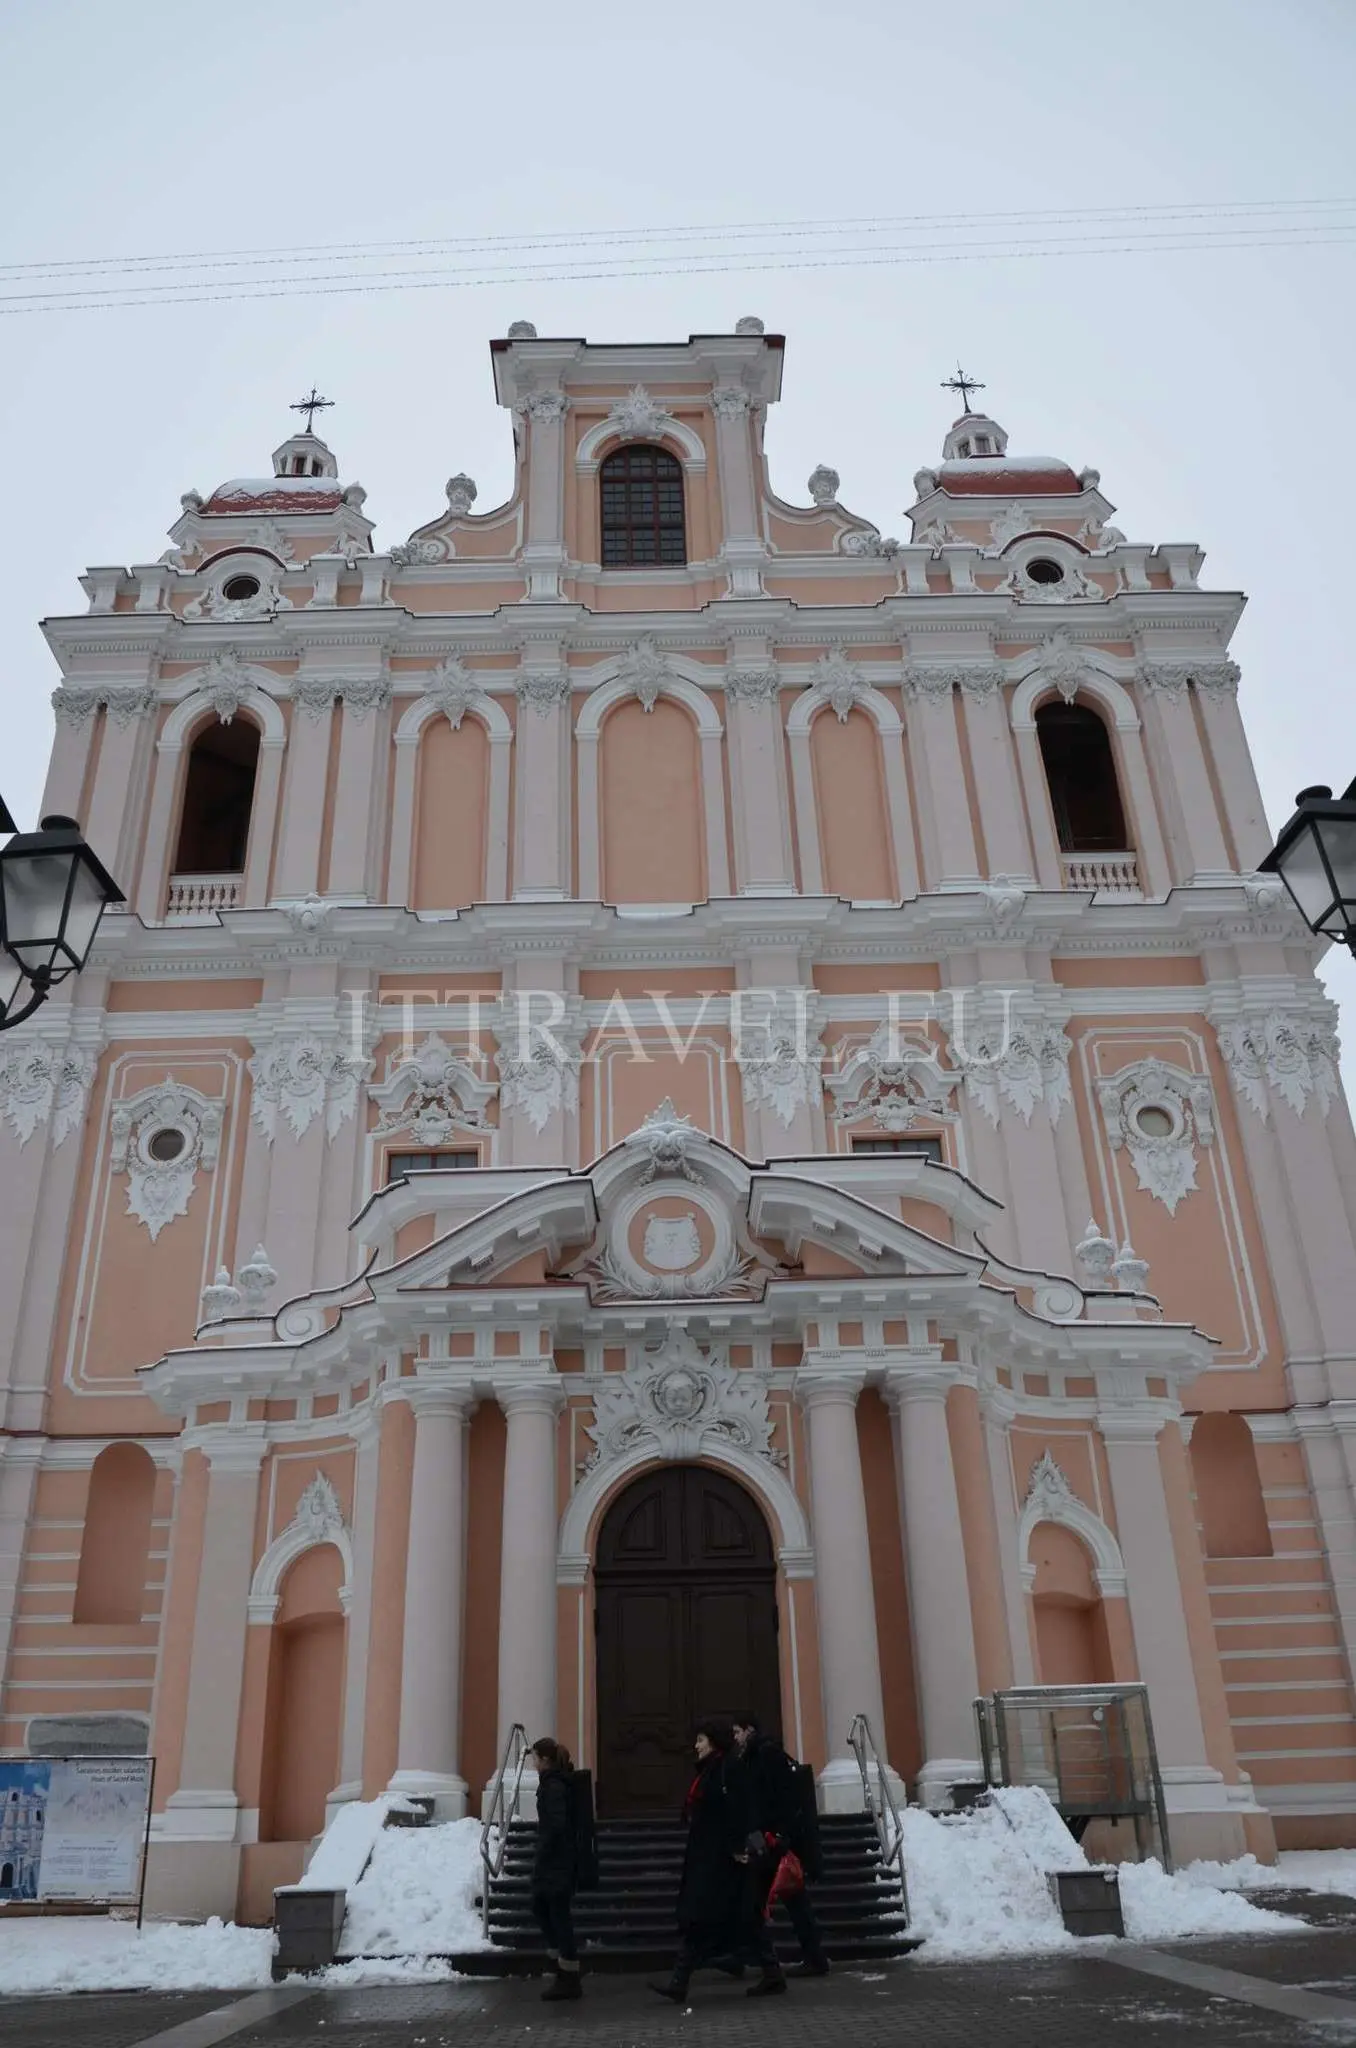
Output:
left=788, top=1759, right=823, bottom=1883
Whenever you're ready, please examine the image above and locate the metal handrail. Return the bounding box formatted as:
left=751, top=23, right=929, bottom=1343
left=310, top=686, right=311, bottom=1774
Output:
left=479, top=1721, right=530, bottom=1936
left=847, top=1712, right=910, bottom=1924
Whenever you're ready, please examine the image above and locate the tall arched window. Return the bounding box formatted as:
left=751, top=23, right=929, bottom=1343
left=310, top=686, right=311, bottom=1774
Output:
left=600, top=445, right=687, bottom=567
left=1035, top=700, right=1128, bottom=852
left=1190, top=1412, right=1272, bottom=1558
left=173, top=717, right=261, bottom=874
left=74, top=1444, right=156, bottom=1624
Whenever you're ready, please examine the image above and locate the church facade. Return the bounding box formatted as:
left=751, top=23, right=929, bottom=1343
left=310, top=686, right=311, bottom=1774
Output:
left=3, top=319, right=1356, bottom=1925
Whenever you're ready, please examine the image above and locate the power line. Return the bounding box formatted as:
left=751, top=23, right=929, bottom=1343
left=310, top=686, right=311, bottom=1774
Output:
left=0, top=195, right=1351, bottom=281
left=0, top=218, right=1352, bottom=317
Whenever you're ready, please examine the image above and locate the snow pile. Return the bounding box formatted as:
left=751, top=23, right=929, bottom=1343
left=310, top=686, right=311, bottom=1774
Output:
left=295, top=1796, right=391, bottom=1892
left=0, top=1915, right=273, bottom=1995
left=336, top=1816, right=489, bottom=1957
left=902, top=1785, right=1302, bottom=1960
left=1181, top=1848, right=1356, bottom=1898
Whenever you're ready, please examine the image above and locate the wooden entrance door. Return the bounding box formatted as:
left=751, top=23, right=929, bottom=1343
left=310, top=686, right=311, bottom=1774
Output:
left=594, top=1465, right=781, bottom=1817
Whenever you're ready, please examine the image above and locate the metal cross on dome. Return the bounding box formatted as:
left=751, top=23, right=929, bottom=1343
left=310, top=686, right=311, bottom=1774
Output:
left=289, top=386, right=334, bottom=435
left=941, top=365, right=985, bottom=415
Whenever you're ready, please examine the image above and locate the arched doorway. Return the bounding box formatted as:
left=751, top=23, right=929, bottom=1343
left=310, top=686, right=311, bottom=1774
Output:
left=594, top=1465, right=780, bottom=1817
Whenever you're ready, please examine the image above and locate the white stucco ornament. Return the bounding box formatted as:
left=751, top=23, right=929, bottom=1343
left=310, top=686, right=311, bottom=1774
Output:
left=202, top=649, right=254, bottom=724
left=369, top=1032, right=497, bottom=1145
left=807, top=465, right=839, bottom=506
left=945, top=1010, right=1073, bottom=1126
left=296, top=1471, right=346, bottom=1542
left=494, top=1004, right=583, bottom=1134
left=110, top=1078, right=225, bottom=1240
left=1035, top=630, right=1091, bottom=704
left=1096, top=1058, right=1216, bottom=1215
left=1216, top=1009, right=1340, bottom=1122
left=582, top=1327, right=784, bottom=1471
left=427, top=656, right=477, bottom=729
left=627, top=1098, right=704, bottom=1184
left=607, top=385, right=677, bottom=443
left=643, top=1212, right=702, bottom=1271
left=248, top=1033, right=370, bottom=1143
left=616, top=636, right=672, bottom=713
left=811, top=649, right=866, bottom=722
left=737, top=993, right=824, bottom=1128
left=0, top=1038, right=96, bottom=1148
left=824, top=1023, right=959, bottom=1132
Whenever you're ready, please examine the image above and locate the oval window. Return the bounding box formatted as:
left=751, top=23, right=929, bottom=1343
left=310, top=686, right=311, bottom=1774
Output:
left=1026, top=558, right=1065, bottom=585
left=1134, top=1104, right=1175, bottom=1139
left=147, top=1127, right=188, bottom=1163
left=222, top=574, right=261, bottom=602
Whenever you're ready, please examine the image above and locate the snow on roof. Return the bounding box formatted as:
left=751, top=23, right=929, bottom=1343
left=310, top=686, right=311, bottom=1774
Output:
left=211, top=475, right=345, bottom=497
left=203, top=478, right=346, bottom=514
left=939, top=455, right=1082, bottom=497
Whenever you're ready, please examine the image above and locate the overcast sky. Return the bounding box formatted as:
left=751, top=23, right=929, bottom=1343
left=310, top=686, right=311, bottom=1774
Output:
left=2, top=0, right=1354, bottom=1040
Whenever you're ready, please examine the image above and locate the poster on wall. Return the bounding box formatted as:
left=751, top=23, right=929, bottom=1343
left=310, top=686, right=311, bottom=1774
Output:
left=0, top=1757, right=153, bottom=1905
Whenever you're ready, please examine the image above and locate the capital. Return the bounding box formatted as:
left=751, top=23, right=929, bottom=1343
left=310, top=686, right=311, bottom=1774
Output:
left=882, top=1364, right=958, bottom=1411
left=796, top=1367, right=866, bottom=1412
left=395, top=1376, right=477, bottom=1423
left=495, top=1372, right=566, bottom=1420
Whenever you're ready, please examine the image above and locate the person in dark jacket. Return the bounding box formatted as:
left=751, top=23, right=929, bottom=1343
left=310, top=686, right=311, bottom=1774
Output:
left=653, top=1717, right=783, bottom=2001
left=529, top=1738, right=582, bottom=2002
left=733, top=1714, right=829, bottom=1977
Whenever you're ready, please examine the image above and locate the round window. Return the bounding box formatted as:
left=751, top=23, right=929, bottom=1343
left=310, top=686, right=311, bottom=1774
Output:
left=1025, top=558, right=1065, bottom=585
left=147, top=1126, right=188, bottom=1163
left=1133, top=1104, right=1175, bottom=1139
left=222, top=574, right=261, bottom=602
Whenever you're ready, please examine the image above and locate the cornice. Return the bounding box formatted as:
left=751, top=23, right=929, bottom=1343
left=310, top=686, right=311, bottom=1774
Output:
left=85, top=877, right=1319, bottom=984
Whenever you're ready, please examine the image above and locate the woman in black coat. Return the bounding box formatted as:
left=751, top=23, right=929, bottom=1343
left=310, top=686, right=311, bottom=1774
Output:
left=654, top=1717, right=775, bottom=2001
left=530, top=1738, right=582, bottom=2002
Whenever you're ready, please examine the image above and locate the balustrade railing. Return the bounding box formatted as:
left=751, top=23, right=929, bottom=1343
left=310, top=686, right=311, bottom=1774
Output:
left=479, top=1721, right=529, bottom=1936
left=847, top=1712, right=910, bottom=1923
left=165, top=872, right=243, bottom=919
left=1060, top=851, right=1141, bottom=895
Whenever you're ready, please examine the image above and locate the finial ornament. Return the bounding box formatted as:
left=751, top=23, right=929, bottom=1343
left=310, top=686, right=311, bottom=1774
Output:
left=941, top=364, right=985, bottom=415
left=289, top=386, right=334, bottom=435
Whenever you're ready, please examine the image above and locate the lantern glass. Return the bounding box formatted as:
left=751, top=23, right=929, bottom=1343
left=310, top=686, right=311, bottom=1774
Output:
left=1310, top=814, right=1356, bottom=933
left=1277, top=820, right=1344, bottom=930
left=0, top=820, right=124, bottom=995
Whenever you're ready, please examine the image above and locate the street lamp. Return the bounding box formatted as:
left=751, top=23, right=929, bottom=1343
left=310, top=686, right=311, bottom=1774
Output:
left=0, top=807, right=125, bottom=1031
left=1258, top=781, right=1356, bottom=957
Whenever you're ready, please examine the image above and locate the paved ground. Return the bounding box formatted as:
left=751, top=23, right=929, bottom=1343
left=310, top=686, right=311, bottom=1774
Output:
left=12, top=1904, right=1356, bottom=2048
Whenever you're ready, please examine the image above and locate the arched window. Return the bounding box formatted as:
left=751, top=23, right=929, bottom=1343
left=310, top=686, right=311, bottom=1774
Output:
left=1190, top=1413, right=1272, bottom=1558
left=1035, top=700, right=1129, bottom=852
left=74, top=1444, right=156, bottom=1625
left=599, top=445, right=686, bottom=567
left=173, top=718, right=261, bottom=875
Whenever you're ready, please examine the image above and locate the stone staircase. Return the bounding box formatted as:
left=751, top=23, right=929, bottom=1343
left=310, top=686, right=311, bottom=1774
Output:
left=478, top=1811, right=919, bottom=1974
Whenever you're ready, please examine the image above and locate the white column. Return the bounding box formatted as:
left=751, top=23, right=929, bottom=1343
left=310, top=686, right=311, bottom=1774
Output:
left=0, top=1440, right=42, bottom=1708
left=273, top=701, right=334, bottom=899
left=726, top=672, right=796, bottom=894
left=164, top=1438, right=265, bottom=1833
left=1141, top=684, right=1233, bottom=883
left=389, top=1385, right=474, bottom=1815
left=903, top=683, right=981, bottom=888
left=797, top=1368, right=903, bottom=1810
left=960, top=682, right=1035, bottom=883
left=1195, top=677, right=1272, bottom=872
left=1097, top=1415, right=1222, bottom=1819
left=326, top=696, right=385, bottom=899
left=520, top=391, right=569, bottom=600
left=493, top=1374, right=565, bottom=1813
left=886, top=1367, right=982, bottom=1802
left=331, top=1418, right=381, bottom=1813
left=512, top=669, right=572, bottom=899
